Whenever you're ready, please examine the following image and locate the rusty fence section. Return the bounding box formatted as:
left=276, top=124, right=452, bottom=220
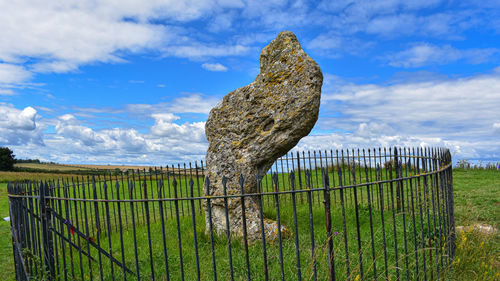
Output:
left=8, top=147, right=455, bottom=281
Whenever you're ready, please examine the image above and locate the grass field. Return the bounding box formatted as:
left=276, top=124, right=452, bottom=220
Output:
left=15, top=162, right=168, bottom=172
left=0, top=168, right=498, bottom=280
left=14, top=163, right=94, bottom=171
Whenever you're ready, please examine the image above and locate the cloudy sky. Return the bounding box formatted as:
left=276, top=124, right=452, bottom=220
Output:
left=1, top=0, right=500, bottom=165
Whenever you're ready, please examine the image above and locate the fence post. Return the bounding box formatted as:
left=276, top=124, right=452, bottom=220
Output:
left=39, top=181, right=55, bottom=280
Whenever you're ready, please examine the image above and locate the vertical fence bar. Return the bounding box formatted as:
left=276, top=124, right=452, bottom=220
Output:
left=239, top=175, right=251, bottom=281
left=296, top=152, right=304, bottom=204
left=143, top=179, right=155, bottom=280
left=157, top=180, right=171, bottom=281
left=194, top=162, right=203, bottom=213
left=290, top=172, right=302, bottom=281
left=428, top=149, right=441, bottom=279
left=49, top=181, right=61, bottom=281
left=188, top=178, right=200, bottom=281
left=305, top=170, right=317, bottom=280
left=55, top=181, right=68, bottom=281
left=128, top=179, right=140, bottom=281
left=183, top=163, right=190, bottom=215
left=337, top=152, right=351, bottom=278
left=407, top=149, right=420, bottom=280
left=416, top=148, right=428, bottom=281
left=165, top=166, right=173, bottom=219
left=61, top=181, right=75, bottom=280
left=72, top=179, right=86, bottom=280
left=177, top=164, right=185, bottom=216
left=40, top=182, right=55, bottom=280
left=115, top=181, right=128, bottom=281
left=92, top=177, right=104, bottom=281
left=351, top=157, right=364, bottom=280
left=173, top=178, right=186, bottom=281
left=20, top=182, right=30, bottom=277
left=27, top=181, right=38, bottom=277
left=272, top=173, right=286, bottom=281
left=222, top=177, right=234, bottom=281
left=362, top=149, right=377, bottom=280
left=102, top=182, right=115, bottom=281
left=313, top=151, right=320, bottom=203
left=322, top=168, right=336, bottom=281
left=257, top=177, right=269, bottom=281
left=396, top=148, right=410, bottom=281
left=204, top=177, right=217, bottom=281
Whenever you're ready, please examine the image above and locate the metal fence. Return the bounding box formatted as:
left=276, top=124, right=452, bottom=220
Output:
left=8, top=147, right=455, bottom=281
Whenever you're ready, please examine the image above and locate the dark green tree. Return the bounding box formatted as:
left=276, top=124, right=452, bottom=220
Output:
left=0, top=147, right=16, bottom=171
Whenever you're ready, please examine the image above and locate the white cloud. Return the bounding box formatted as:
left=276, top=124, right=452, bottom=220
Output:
left=126, top=93, right=220, bottom=115
left=0, top=106, right=37, bottom=130
left=0, top=1, right=252, bottom=92
left=167, top=93, right=220, bottom=114
left=355, top=122, right=396, bottom=138
left=6, top=109, right=209, bottom=165
left=364, top=13, right=466, bottom=38
left=207, top=12, right=236, bottom=32
left=0, top=64, right=31, bottom=84
left=0, top=110, right=204, bottom=164
left=56, top=115, right=104, bottom=146
left=386, top=43, right=500, bottom=67
left=162, top=44, right=251, bottom=59
left=316, top=71, right=500, bottom=160
left=317, top=1, right=481, bottom=38
left=202, top=63, right=228, bottom=72
left=3, top=0, right=500, bottom=164
left=0, top=2, right=166, bottom=64
left=0, top=0, right=496, bottom=94
left=307, top=33, right=374, bottom=58
left=493, top=122, right=500, bottom=134
left=0, top=104, right=43, bottom=145
left=0, top=89, right=14, bottom=96
left=151, top=113, right=206, bottom=142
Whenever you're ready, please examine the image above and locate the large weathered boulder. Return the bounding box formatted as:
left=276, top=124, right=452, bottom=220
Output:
left=204, top=31, right=323, bottom=241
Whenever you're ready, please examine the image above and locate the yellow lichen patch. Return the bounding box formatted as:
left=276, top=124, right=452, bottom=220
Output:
left=295, top=64, right=304, bottom=73
left=260, top=130, right=272, bottom=136
left=232, top=140, right=241, bottom=147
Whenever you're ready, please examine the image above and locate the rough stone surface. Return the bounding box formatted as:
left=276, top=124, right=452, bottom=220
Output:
left=204, top=31, right=323, bottom=241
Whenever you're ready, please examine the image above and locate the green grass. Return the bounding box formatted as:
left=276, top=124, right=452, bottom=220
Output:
left=1, top=168, right=499, bottom=280
left=446, top=169, right=500, bottom=281
left=0, top=182, right=13, bottom=281
left=48, top=197, right=421, bottom=280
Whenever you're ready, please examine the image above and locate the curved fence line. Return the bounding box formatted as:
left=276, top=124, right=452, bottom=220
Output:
left=8, top=147, right=455, bottom=281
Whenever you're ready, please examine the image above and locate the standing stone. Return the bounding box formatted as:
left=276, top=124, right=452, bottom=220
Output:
left=204, top=31, right=323, bottom=241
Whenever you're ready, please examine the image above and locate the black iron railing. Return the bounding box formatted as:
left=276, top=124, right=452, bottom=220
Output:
left=8, top=147, right=455, bottom=280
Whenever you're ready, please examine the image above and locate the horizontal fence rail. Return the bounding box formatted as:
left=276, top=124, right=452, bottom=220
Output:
left=8, top=147, right=455, bottom=280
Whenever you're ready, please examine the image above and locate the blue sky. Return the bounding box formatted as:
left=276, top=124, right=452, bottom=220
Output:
left=1, top=0, right=500, bottom=165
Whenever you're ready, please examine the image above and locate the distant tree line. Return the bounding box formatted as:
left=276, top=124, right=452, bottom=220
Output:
left=16, top=159, right=41, bottom=164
